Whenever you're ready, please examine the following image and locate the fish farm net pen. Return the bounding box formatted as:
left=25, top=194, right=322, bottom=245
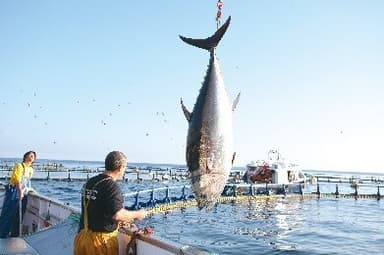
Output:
left=125, top=186, right=383, bottom=215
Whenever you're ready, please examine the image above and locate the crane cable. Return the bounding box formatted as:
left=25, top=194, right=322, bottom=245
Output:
left=216, top=0, right=224, bottom=29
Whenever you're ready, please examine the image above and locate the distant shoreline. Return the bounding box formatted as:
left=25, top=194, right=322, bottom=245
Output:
left=0, top=157, right=383, bottom=175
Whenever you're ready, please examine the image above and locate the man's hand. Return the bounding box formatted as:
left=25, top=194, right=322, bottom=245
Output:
left=135, top=209, right=148, bottom=221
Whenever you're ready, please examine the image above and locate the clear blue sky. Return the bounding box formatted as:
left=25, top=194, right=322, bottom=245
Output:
left=1, top=1, right=383, bottom=173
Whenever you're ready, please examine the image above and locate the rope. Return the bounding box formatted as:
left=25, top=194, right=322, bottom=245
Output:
left=135, top=192, right=384, bottom=215
left=216, top=0, right=224, bottom=29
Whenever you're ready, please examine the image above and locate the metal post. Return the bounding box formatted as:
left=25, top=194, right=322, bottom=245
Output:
left=316, top=183, right=320, bottom=199
left=165, top=187, right=170, bottom=203
left=377, top=186, right=380, bottom=200
left=265, top=182, right=269, bottom=196
left=181, top=186, right=187, bottom=201
left=335, top=184, right=339, bottom=198
left=134, top=192, right=140, bottom=210
left=150, top=189, right=156, bottom=207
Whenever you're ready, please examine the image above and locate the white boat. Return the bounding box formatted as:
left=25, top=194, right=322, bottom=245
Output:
left=244, top=150, right=306, bottom=185
left=0, top=185, right=207, bottom=255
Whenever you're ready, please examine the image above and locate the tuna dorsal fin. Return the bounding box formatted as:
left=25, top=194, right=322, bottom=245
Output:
left=179, top=16, right=231, bottom=51
left=180, top=98, right=191, bottom=121
left=232, top=92, right=241, bottom=112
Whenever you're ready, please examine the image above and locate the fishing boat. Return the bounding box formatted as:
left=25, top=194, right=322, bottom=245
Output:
left=243, top=150, right=306, bottom=185
left=0, top=185, right=206, bottom=255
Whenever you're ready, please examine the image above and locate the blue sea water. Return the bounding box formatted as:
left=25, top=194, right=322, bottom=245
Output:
left=1, top=158, right=384, bottom=254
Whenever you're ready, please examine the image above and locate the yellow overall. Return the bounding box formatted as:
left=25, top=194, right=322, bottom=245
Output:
left=73, top=185, right=119, bottom=255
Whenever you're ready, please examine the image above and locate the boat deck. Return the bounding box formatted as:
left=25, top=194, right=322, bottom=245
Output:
left=0, top=237, right=40, bottom=255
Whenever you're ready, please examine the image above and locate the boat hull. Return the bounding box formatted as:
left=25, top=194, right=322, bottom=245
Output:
left=0, top=186, right=207, bottom=255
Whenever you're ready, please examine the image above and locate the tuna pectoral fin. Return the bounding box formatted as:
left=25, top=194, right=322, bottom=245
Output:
left=179, top=16, right=231, bottom=51
left=180, top=98, right=191, bottom=121
left=232, top=152, right=236, bottom=165
left=232, top=92, right=241, bottom=112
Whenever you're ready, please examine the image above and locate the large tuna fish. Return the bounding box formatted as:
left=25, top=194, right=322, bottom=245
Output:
left=180, top=16, right=240, bottom=208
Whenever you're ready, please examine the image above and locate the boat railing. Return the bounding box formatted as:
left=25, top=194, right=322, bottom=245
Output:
left=124, top=185, right=195, bottom=210
left=135, top=232, right=208, bottom=255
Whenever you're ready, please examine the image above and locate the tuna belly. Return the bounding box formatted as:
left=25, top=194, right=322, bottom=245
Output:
left=191, top=173, right=228, bottom=208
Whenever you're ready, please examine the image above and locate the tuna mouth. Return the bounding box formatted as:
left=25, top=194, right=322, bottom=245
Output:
left=191, top=173, right=227, bottom=209
left=196, top=198, right=216, bottom=210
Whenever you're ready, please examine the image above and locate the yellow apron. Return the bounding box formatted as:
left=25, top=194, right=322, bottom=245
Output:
left=73, top=187, right=119, bottom=255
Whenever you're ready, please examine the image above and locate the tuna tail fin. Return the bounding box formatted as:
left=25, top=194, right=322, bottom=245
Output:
left=179, top=16, right=231, bottom=51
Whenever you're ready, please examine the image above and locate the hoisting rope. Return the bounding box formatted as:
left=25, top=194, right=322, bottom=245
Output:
left=216, top=0, right=224, bottom=29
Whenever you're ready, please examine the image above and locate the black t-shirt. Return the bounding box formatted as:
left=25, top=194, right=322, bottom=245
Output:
left=79, top=174, right=123, bottom=232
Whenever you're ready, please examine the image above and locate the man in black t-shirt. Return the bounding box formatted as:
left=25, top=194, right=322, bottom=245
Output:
left=74, top=151, right=147, bottom=255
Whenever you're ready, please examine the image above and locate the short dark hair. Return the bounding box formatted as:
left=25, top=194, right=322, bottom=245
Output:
left=105, top=151, right=127, bottom=171
left=23, top=151, right=37, bottom=162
